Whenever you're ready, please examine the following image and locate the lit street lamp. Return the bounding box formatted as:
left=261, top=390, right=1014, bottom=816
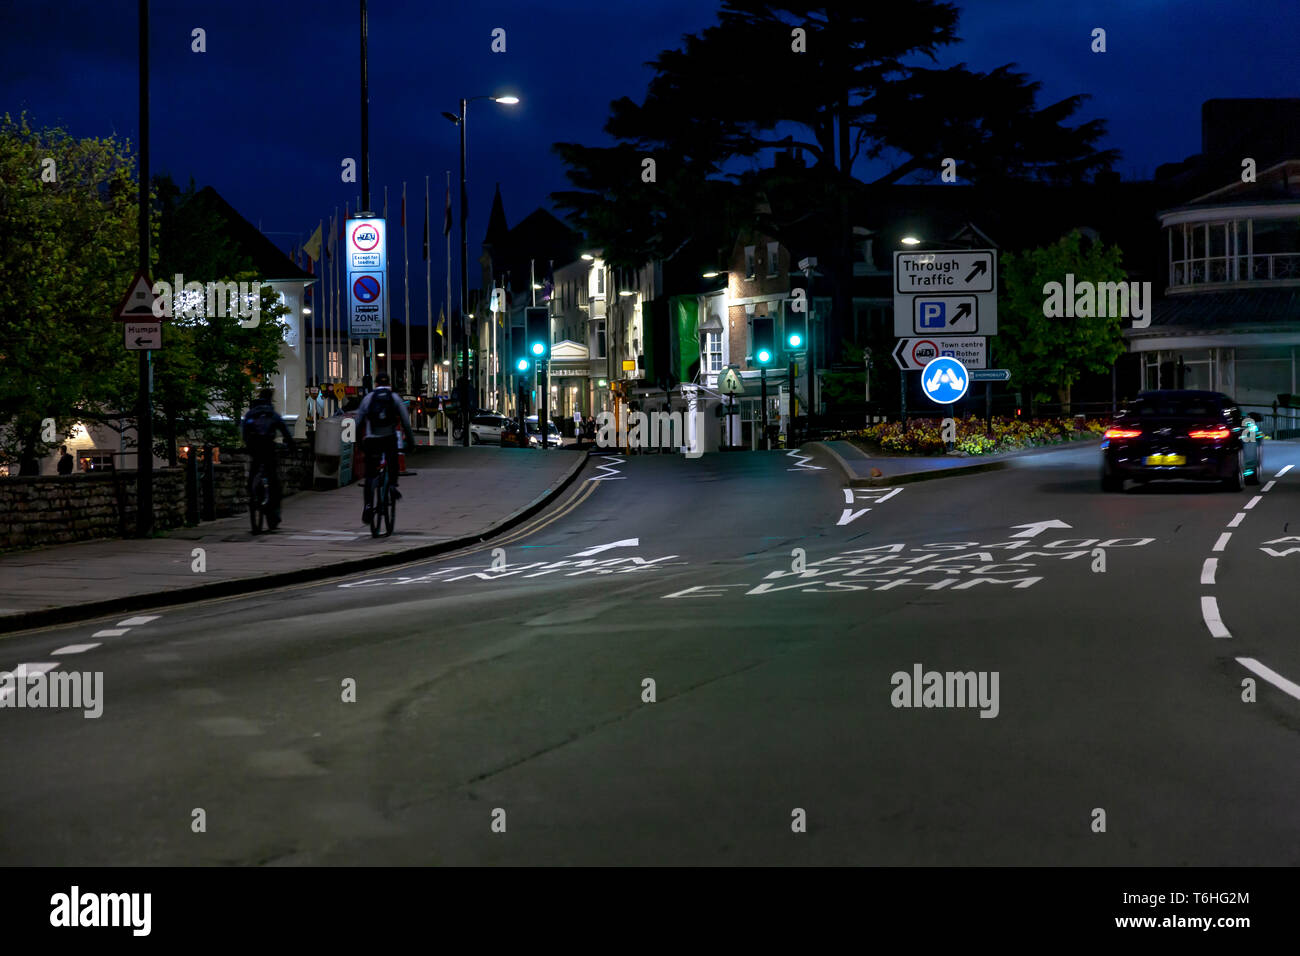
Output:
left=443, top=93, right=519, bottom=445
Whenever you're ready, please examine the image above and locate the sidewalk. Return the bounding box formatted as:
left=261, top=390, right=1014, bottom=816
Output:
left=0, top=445, right=587, bottom=633
left=813, top=438, right=1102, bottom=487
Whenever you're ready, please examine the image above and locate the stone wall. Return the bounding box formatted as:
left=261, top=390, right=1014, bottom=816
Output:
left=1, top=441, right=316, bottom=551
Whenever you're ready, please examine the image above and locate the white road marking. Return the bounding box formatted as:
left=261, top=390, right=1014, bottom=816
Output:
left=1212, top=533, right=1232, bottom=552
left=1009, top=520, right=1072, bottom=539
left=875, top=488, right=903, bottom=503
left=588, top=456, right=626, bottom=482
left=1262, top=480, right=1276, bottom=493
left=1, top=662, right=60, bottom=702
left=117, top=615, right=160, bottom=626
left=843, top=488, right=853, bottom=504
left=92, top=629, right=129, bottom=637
left=837, top=508, right=872, bottom=526
left=1276, top=465, right=1293, bottom=477
left=1244, top=495, right=1263, bottom=510
left=52, top=644, right=101, bottom=655
left=1236, top=657, right=1300, bottom=702
left=1200, top=558, right=1217, bottom=585
left=1200, top=596, right=1231, bottom=638
left=570, top=538, right=639, bottom=557
left=785, top=449, right=825, bottom=470
left=1227, top=513, right=1246, bottom=528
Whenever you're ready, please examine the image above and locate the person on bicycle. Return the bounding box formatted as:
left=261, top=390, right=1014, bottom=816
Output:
left=357, top=373, right=414, bottom=524
left=241, top=386, right=294, bottom=530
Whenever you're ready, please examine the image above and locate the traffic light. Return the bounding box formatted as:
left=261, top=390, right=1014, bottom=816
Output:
left=752, top=316, right=775, bottom=366
left=525, top=306, right=549, bottom=361
left=516, top=357, right=530, bottom=373
left=785, top=313, right=806, bottom=352
left=510, top=324, right=527, bottom=376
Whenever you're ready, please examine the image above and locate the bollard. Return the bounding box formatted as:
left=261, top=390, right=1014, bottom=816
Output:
left=201, top=443, right=215, bottom=522
left=185, top=448, right=199, bottom=525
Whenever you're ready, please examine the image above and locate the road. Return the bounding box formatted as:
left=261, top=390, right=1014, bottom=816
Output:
left=3, top=441, right=1299, bottom=865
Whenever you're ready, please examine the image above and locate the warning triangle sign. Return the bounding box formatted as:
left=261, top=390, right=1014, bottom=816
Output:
left=115, top=272, right=158, bottom=320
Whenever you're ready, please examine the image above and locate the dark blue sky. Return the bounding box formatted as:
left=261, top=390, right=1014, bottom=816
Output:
left=4, top=0, right=1298, bottom=319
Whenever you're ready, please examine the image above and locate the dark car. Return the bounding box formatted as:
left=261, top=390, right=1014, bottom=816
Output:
left=1101, top=390, right=1263, bottom=492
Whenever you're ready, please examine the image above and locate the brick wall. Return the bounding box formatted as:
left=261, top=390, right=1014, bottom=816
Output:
left=1, top=441, right=317, bottom=551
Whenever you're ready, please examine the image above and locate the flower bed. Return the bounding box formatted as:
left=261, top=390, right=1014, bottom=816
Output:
left=839, top=416, right=1109, bottom=457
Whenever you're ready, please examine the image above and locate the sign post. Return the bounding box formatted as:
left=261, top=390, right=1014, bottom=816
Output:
left=893, top=250, right=998, bottom=337
left=347, top=216, right=386, bottom=340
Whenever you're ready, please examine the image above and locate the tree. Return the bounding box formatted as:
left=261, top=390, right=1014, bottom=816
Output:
left=553, top=1, right=1118, bottom=363
left=0, top=113, right=139, bottom=471
left=993, top=230, right=1128, bottom=412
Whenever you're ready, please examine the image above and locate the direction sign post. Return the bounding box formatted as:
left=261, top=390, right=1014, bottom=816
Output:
left=892, top=337, right=986, bottom=370
left=124, top=320, right=162, bottom=350
left=894, top=250, right=998, bottom=337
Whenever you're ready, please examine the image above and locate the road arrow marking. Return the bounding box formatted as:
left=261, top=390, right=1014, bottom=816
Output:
left=570, top=538, right=639, bottom=557
left=1009, top=520, right=1072, bottom=539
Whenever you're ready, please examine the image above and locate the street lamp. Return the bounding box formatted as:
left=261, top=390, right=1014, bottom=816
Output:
left=900, top=235, right=978, bottom=249
left=443, top=92, right=519, bottom=445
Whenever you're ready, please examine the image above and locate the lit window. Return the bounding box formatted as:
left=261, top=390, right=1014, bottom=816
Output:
left=745, top=246, right=756, bottom=278
left=707, top=331, right=722, bottom=373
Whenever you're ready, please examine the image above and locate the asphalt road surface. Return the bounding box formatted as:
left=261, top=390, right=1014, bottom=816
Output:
left=3, top=441, right=1299, bottom=865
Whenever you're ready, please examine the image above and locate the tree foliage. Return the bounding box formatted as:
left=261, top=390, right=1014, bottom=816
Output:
left=993, top=230, right=1128, bottom=407
left=0, top=113, right=139, bottom=469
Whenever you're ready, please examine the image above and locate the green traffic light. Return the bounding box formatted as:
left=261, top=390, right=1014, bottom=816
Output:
left=531, top=342, right=544, bottom=356
left=516, top=358, right=529, bottom=372
left=788, top=333, right=802, bottom=348
left=757, top=348, right=771, bottom=364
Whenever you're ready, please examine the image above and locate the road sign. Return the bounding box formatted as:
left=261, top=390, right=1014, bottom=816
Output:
left=717, top=366, right=745, bottom=395
left=333, top=382, right=346, bottom=403
left=893, top=337, right=986, bottom=370
left=346, top=216, right=386, bottom=338
left=894, top=250, right=997, bottom=336
left=124, top=320, right=161, bottom=350
left=920, top=356, right=970, bottom=404
left=970, top=368, right=1011, bottom=382
left=115, top=272, right=158, bottom=321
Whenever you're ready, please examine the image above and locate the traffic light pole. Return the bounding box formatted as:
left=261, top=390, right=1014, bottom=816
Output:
left=458, top=96, right=470, bottom=446
left=541, top=359, right=548, bottom=449
left=136, top=0, right=152, bottom=538
left=760, top=367, right=768, bottom=450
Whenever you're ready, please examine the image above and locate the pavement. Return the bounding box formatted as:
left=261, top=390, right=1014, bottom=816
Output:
left=813, top=436, right=1104, bottom=486
left=0, top=443, right=588, bottom=632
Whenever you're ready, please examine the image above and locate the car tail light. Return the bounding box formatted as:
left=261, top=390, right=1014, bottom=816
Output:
left=1103, top=428, right=1142, bottom=439
left=1188, top=427, right=1230, bottom=439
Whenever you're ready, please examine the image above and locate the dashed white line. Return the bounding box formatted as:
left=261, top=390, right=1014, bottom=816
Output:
left=1227, top=513, right=1246, bottom=528
left=1236, top=657, right=1300, bottom=702
left=0, top=663, right=60, bottom=703
left=1200, top=596, right=1231, bottom=638
left=1276, top=465, right=1293, bottom=477
left=92, top=629, right=129, bottom=637
left=1200, top=558, right=1218, bottom=585
left=1262, top=480, right=1276, bottom=493
left=52, top=644, right=101, bottom=655
left=117, top=615, right=159, bottom=626
left=1244, top=495, right=1263, bottom=510
left=1212, top=533, right=1232, bottom=552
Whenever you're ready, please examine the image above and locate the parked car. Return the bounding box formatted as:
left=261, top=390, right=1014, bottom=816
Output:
left=469, top=412, right=509, bottom=444
left=1101, top=390, right=1263, bottom=492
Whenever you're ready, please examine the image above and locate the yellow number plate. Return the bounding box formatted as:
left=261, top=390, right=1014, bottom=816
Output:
left=1145, top=454, right=1186, bottom=465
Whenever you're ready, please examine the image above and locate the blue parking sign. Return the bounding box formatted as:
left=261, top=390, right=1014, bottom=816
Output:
left=919, top=301, right=946, bottom=329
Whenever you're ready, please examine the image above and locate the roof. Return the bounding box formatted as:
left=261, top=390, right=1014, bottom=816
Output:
left=1141, top=287, right=1300, bottom=333
left=188, top=187, right=314, bottom=282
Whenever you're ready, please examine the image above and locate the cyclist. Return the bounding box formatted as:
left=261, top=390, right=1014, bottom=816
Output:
left=357, top=373, right=414, bottom=525
left=241, top=386, right=294, bottom=530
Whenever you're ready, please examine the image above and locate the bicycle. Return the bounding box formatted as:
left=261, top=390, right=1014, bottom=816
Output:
left=369, top=451, right=396, bottom=537
left=249, top=460, right=271, bottom=534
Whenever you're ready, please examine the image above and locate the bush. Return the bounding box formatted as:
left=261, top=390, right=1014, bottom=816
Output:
left=841, top=415, right=1108, bottom=456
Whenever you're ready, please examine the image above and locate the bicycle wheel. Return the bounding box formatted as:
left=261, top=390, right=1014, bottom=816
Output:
left=249, top=469, right=268, bottom=534
left=384, top=482, right=397, bottom=535
left=370, top=478, right=385, bottom=537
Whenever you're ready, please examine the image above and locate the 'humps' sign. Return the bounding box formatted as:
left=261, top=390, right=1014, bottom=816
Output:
left=348, top=217, right=386, bottom=338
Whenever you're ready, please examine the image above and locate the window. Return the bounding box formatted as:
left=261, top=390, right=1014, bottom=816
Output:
left=706, top=331, right=723, bottom=373
left=78, top=451, right=115, bottom=472
left=595, top=320, right=606, bottom=359
left=745, top=246, right=756, bottom=278
left=767, top=242, right=779, bottom=276
left=596, top=268, right=604, bottom=296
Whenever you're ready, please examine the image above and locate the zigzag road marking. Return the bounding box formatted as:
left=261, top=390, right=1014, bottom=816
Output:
left=786, top=449, right=825, bottom=471
left=588, top=455, right=627, bottom=481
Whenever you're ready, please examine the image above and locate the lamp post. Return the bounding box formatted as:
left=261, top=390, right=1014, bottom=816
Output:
left=443, top=93, right=518, bottom=446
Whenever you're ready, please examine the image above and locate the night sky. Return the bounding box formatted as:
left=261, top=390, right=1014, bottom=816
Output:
left=4, top=0, right=1298, bottom=319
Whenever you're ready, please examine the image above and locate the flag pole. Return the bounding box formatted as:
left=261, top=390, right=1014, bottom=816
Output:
left=445, top=171, right=452, bottom=443
left=403, top=181, right=411, bottom=397
left=425, top=174, right=432, bottom=439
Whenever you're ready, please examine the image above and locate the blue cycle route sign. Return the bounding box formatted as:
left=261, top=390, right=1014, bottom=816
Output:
left=921, top=356, right=969, bottom=404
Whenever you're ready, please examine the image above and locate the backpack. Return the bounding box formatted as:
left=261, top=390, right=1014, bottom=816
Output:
left=365, top=389, right=396, bottom=431
left=245, top=404, right=279, bottom=440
